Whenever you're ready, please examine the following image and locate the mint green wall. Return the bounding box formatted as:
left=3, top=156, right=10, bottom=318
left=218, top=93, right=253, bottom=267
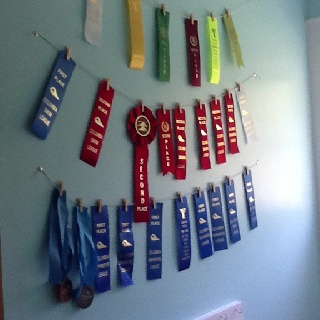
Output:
left=307, top=0, right=320, bottom=20
left=1, top=1, right=319, bottom=319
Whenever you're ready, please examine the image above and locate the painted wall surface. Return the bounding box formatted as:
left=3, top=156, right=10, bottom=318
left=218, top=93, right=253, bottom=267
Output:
left=307, top=0, right=320, bottom=20
left=1, top=1, right=319, bottom=320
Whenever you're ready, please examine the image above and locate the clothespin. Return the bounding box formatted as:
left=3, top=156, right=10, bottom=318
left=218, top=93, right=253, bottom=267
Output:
left=161, top=103, right=166, bottom=115
left=106, top=78, right=110, bottom=91
left=150, top=197, right=156, bottom=209
left=140, top=100, right=145, bottom=113
left=190, top=14, right=194, bottom=25
left=59, top=181, right=64, bottom=196
left=97, top=199, right=102, bottom=213
left=196, top=187, right=201, bottom=197
left=177, top=191, right=183, bottom=202
left=198, top=99, right=202, bottom=109
left=245, top=166, right=250, bottom=175
left=122, top=198, right=128, bottom=212
left=227, top=88, right=231, bottom=98
left=211, top=182, right=216, bottom=192
left=161, top=3, right=166, bottom=16
left=77, top=198, right=83, bottom=212
left=227, top=176, right=231, bottom=185
left=237, top=82, right=241, bottom=92
left=178, top=103, right=182, bottom=113
left=213, top=95, right=217, bottom=104
left=210, top=12, right=215, bottom=21
left=66, top=47, right=71, bottom=60
left=225, top=8, right=231, bottom=18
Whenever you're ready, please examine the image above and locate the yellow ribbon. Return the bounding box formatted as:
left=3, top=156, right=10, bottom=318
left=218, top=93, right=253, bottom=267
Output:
left=206, top=16, right=220, bottom=84
left=127, top=0, right=145, bottom=70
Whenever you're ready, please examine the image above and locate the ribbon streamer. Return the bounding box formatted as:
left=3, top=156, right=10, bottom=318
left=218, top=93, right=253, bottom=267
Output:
left=85, top=0, right=102, bottom=46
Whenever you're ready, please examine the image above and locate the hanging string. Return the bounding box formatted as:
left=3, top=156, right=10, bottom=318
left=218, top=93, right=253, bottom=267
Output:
left=36, top=160, right=259, bottom=208
left=32, top=31, right=261, bottom=108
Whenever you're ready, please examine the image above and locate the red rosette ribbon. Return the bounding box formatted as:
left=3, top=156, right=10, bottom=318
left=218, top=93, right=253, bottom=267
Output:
left=127, top=105, right=157, bottom=222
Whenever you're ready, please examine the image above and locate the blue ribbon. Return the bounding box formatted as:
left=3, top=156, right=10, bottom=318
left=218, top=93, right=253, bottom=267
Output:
left=74, top=206, right=97, bottom=298
left=49, top=189, right=72, bottom=284
left=174, top=196, right=191, bottom=272
left=117, top=205, right=134, bottom=287
left=193, top=191, right=213, bottom=259
left=207, top=187, right=228, bottom=251
left=32, top=50, right=76, bottom=140
left=243, top=170, right=258, bottom=229
left=224, top=180, right=241, bottom=243
left=91, top=205, right=111, bottom=293
left=147, top=203, right=163, bottom=280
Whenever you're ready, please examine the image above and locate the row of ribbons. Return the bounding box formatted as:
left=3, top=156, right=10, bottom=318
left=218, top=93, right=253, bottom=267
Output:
left=49, top=168, right=257, bottom=309
left=85, top=0, right=245, bottom=81
left=32, top=49, right=258, bottom=222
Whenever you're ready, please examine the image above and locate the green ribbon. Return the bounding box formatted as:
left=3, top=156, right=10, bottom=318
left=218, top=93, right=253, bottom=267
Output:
left=223, top=12, right=245, bottom=68
left=156, top=8, right=170, bottom=82
left=206, top=16, right=220, bottom=84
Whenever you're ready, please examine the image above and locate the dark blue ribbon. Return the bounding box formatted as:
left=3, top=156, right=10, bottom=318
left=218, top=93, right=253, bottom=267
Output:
left=224, top=180, right=241, bottom=243
left=174, top=196, right=191, bottom=271
left=193, top=191, right=213, bottom=259
left=49, top=189, right=72, bottom=284
left=74, top=206, right=97, bottom=299
left=147, top=203, right=163, bottom=280
left=243, top=170, right=258, bottom=229
left=32, top=51, right=76, bottom=140
left=91, top=205, right=111, bottom=293
left=117, top=205, right=134, bottom=287
left=207, top=187, right=228, bottom=251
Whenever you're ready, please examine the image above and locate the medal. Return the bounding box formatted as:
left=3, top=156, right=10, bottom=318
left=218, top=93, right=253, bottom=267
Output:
left=58, top=278, right=72, bottom=303
left=75, top=284, right=94, bottom=309
left=127, top=103, right=157, bottom=222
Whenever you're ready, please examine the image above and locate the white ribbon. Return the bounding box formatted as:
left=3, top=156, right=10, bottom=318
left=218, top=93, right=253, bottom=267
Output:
left=85, top=0, right=102, bottom=46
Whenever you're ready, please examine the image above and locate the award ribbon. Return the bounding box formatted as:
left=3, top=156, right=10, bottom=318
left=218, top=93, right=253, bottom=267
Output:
left=117, top=204, right=134, bottom=287
left=235, top=88, right=258, bottom=144
left=206, top=16, right=220, bottom=84
left=174, top=195, right=191, bottom=271
left=207, top=186, right=228, bottom=251
left=210, top=98, right=227, bottom=164
left=91, top=204, right=111, bottom=293
left=85, top=0, right=102, bottom=46
left=185, top=16, right=201, bottom=86
left=224, top=92, right=240, bottom=154
left=49, top=188, right=73, bottom=302
left=127, top=0, right=145, bottom=70
left=32, top=50, right=76, bottom=140
left=80, top=80, right=115, bottom=167
left=127, top=105, right=157, bottom=222
left=195, top=102, right=211, bottom=170
left=74, top=205, right=98, bottom=309
left=147, top=201, right=163, bottom=280
left=193, top=191, right=213, bottom=259
left=223, top=11, right=245, bottom=68
left=156, top=7, right=170, bottom=82
left=224, top=179, right=241, bottom=243
left=156, top=107, right=175, bottom=175
left=242, top=168, right=258, bottom=229
left=174, top=106, right=187, bottom=180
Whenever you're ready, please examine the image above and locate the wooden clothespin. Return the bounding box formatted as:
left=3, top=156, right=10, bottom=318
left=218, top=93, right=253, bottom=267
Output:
left=106, top=78, right=110, bottom=91
left=245, top=166, right=250, bottom=175
left=140, top=100, right=145, bottom=113
left=227, top=176, right=231, bottom=185
left=161, top=103, right=166, bottom=115
left=227, top=88, right=231, bottom=98
left=196, top=187, right=201, bottom=197
left=66, top=47, right=71, bottom=60
left=150, top=197, right=156, bottom=209
left=190, top=14, right=194, bottom=25
left=211, top=182, right=216, bottom=192
left=225, top=8, right=231, bottom=18
left=161, top=3, right=166, bottom=16
left=77, top=198, right=83, bottom=212
left=122, top=198, right=128, bottom=212
left=97, top=199, right=102, bottom=213
left=178, top=103, right=182, bottom=113
left=198, top=99, right=202, bottom=109
left=210, top=12, right=215, bottom=21
left=213, top=95, right=217, bottom=104
left=177, top=191, right=183, bottom=202
left=59, top=181, right=64, bottom=196
left=237, top=82, right=241, bottom=92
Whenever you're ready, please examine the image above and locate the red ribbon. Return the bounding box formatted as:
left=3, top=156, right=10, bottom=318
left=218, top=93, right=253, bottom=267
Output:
left=195, top=102, right=211, bottom=170
left=224, top=92, right=240, bottom=154
left=127, top=105, right=157, bottom=222
left=80, top=80, right=114, bottom=167
left=210, top=98, right=227, bottom=164
left=156, top=108, right=175, bottom=175
left=174, top=106, right=187, bottom=180
left=185, top=18, right=201, bottom=87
